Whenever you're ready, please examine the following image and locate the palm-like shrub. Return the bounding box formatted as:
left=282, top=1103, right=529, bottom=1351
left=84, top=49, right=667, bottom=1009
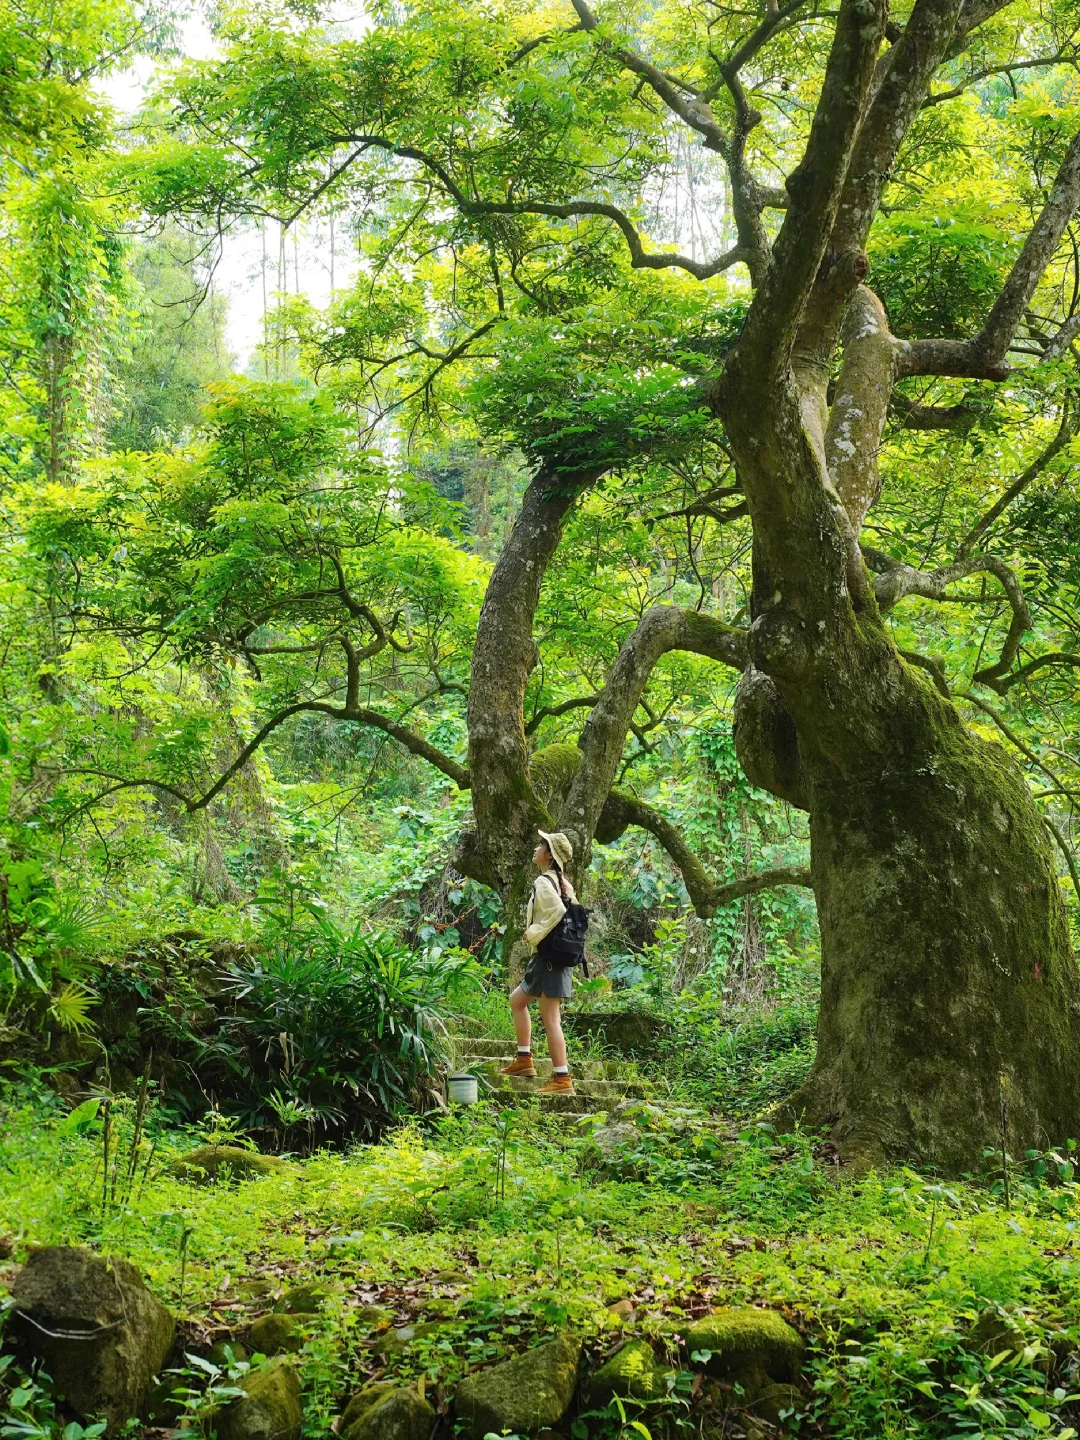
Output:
left=199, top=909, right=480, bottom=1147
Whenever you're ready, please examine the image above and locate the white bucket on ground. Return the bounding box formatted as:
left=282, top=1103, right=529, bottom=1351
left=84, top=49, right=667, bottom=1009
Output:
left=447, top=1073, right=478, bottom=1104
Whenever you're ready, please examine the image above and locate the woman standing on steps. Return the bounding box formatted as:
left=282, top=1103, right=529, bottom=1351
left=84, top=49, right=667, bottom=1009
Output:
left=502, top=830, right=577, bottom=1095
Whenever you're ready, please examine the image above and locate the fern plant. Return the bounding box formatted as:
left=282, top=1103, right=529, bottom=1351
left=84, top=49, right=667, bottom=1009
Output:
left=0, top=855, right=103, bottom=1032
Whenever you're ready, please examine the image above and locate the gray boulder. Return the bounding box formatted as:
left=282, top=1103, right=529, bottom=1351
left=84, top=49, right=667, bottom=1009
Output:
left=341, top=1382, right=435, bottom=1440
left=584, top=1101, right=703, bottom=1179
left=455, top=1333, right=581, bottom=1438
left=213, top=1357, right=302, bottom=1440
left=11, top=1246, right=175, bottom=1433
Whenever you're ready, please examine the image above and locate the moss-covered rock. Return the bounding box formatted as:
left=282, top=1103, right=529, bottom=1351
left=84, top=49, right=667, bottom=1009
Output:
left=340, top=1385, right=394, bottom=1432
left=967, top=1308, right=1027, bottom=1356
left=587, top=1339, right=672, bottom=1404
left=354, top=1303, right=394, bottom=1332
left=274, top=1282, right=336, bottom=1315
left=248, top=1314, right=305, bottom=1356
left=11, top=1245, right=175, bottom=1434
left=584, top=1117, right=647, bottom=1180
left=684, top=1307, right=804, bottom=1387
left=455, top=1333, right=581, bottom=1438
left=209, top=1340, right=250, bottom=1367
left=564, top=1010, right=671, bottom=1056
left=373, top=1321, right=443, bottom=1357
left=169, top=1146, right=292, bottom=1184
left=340, top=1382, right=435, bottom=1440
left=213, top=1357, right=301, bottom=1440
left=749, top=1381, right=804, bottom=1425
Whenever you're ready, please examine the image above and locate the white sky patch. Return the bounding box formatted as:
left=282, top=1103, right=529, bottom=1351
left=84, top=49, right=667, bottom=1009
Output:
left=99, top=6, right=365, bottom=372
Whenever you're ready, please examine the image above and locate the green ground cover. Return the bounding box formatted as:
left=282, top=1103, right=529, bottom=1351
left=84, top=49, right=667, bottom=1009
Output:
left=3, top=1065, right=1080, bottom=1440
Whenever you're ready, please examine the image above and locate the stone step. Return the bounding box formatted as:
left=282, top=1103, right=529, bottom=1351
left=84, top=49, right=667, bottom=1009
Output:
left=481, top=1073, right=651, bottom=1101
left=459, top=1054, right=642, bottom=1081
left=444, top=1034, right=656, bottom=1113
left=467, top=1060, right=651, bottom=1091
left=494, top=1089, right=607, bottom=1114
left=459, top=1036, right=521, bottom=1058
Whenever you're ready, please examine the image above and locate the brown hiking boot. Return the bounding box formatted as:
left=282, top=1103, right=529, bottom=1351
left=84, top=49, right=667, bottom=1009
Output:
left=500, top=1054, right=537, bottom=1078
left=538, top=1073, right=575, bottom=1095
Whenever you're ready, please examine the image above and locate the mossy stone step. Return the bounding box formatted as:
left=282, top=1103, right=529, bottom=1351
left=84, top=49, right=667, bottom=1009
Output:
left=485, top=1075, right=651, bottom=1103
left=460, top=1036, right=523, bottom=1057
left=465, top=1056, right=646, bottom=1083
left=447, top=1034, right=653, bottom=1112
left=459, top=1044, right=641, bottom=1079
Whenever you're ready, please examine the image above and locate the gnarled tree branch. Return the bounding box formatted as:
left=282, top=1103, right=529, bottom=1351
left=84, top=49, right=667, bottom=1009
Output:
left=987, top=650, right=1080, bottom=692
left=462, top=198, right=747, bottom=281
left=734, top=0, right=887, bottom=378
left=468, top=462, right=604, bottom=887
left=797, top=0, right=968, bottom=363
left=563, top=605, right=749, bottom=853
left=596, top=788, right=812, bottom=918
left=900, top=129, right=1080, bottom=379
left=58, top=698, right=470, bottom=829
left=890, top=396, right=980, bottom=430
left=524, top=693, right=601, bottom=736
left=866, top=547, right=1032, bottom=688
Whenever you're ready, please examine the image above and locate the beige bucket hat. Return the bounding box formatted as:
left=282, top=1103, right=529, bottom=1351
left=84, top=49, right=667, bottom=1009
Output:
left=537, top=829, right=573, bottom=871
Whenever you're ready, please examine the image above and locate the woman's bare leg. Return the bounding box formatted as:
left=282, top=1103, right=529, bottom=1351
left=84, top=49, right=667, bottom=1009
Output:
left=510, top=985, right=533, bottom=1050
left=539, top=996, right=568, bottom=1069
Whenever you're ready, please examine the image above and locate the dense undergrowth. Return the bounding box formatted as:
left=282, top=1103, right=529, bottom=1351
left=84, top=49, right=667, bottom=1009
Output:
left=3, top=1063, right=1080, bottom=1440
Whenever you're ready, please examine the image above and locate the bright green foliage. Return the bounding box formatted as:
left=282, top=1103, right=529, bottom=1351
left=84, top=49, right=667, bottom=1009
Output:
left=870, top=205, right=1014, bottom=341
left=7, top=0, right=1080, bottom=1429
left=10, top=379, right=479, bottom=805
left=201, top=907, right=482, bottom=1142
left=0, top=0, right=178, bottom=481
left=109, top=228, right=233, bottom=451
left=473, top=284, right=744, bottom=471
left=6, top=1077, right=1080, bottom=1440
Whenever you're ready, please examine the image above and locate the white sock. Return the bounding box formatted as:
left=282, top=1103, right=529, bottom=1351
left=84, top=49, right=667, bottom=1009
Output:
left=518, top=1046, right=532, bottom=1056
left=553, top=1066, right=569, bottom=1076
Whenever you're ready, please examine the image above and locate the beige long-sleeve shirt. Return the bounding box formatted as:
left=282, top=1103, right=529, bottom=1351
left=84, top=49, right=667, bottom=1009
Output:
left=523, top=871, right=578, bottom=950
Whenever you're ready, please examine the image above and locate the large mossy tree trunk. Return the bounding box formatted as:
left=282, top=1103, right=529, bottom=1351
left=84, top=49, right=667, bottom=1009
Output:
left=798, top=687, right=1080, bottom=1166
left=717, top=323, right=1080, bottom=1166
left=689, top=0, right=1080, bottom=1161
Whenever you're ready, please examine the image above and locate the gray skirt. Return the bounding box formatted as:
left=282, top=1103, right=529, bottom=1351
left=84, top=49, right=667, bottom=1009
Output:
left=521, top=951, right=573, bottom=1000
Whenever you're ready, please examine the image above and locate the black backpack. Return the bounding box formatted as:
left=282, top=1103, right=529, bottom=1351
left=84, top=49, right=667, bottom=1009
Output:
left=536, top=873, right=591, bottom=974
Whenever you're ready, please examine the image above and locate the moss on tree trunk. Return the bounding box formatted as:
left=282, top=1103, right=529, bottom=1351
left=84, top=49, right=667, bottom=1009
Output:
left=790, top=710, right=1080, bottom=1169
